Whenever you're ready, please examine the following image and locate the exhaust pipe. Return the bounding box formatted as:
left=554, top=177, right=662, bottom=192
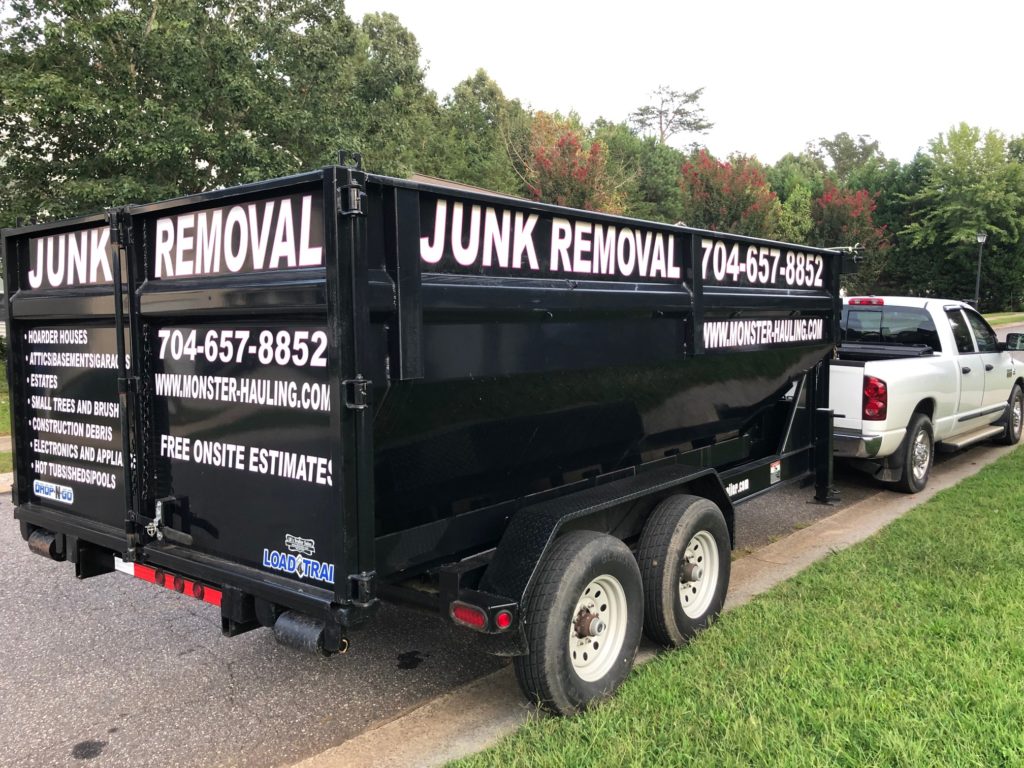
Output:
left=28, top=529, right=64, bottom=561
left=272, top=611, right=347, bottom=656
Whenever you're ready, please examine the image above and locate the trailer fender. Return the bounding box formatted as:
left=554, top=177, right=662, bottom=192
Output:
left=476, top=464, right=734, bottom=656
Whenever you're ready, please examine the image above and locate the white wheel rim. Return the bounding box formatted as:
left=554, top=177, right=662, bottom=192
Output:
left=1012, top=395, right=1022, bottom=438
left=568, top=574, right=627, bottom=683
left=679, top=530, right=719, bottom=618
left=911, top=429, right=931, bottom=482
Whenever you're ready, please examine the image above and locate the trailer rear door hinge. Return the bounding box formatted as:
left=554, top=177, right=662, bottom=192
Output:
left=343, top=377, right=371, bottom=410
left=349, top=570, right=377, bottom=607
left=337, top=172, right=365, bottom=217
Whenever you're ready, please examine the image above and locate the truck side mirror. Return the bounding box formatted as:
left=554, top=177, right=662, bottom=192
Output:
left=1006, top=333, right=1024, bottom=351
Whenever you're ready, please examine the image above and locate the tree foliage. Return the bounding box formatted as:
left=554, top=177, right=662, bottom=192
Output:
left=525, top=113, right=623, bottom=213
left=4, top=3, right=1024, bottom=309
left=425, top=69, right=529, bottom=195
left=899, top=123, right=1024, bottom=308
left=629, top=85, right=712, bottom=146
left=0, top=1, right=434, bottom=225
left=678, top=150, right=783, bottom=239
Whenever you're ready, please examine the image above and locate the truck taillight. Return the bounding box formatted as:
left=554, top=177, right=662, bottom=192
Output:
left=863, top=375, right=887, bottom=420
left=849, top=297, right=884, bottom=305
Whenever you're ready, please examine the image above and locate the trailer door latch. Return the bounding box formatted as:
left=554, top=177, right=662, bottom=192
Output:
left=343, top=376, right=371, bottom=410
left=143, top=497, right=194, bottom=547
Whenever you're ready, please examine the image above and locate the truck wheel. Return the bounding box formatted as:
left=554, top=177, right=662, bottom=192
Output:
left=997, top=384, right=1023, bottom=445
left=894, top=413, right=933, bottom=493
left=512, top=530, right=643, bottom=715
left=636, top=495, right=730, bottom=648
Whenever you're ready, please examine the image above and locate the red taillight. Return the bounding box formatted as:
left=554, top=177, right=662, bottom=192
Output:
left=863, top=375, right=887, bottom=420
left=114, top=557, right=222, bottom=607
left=849, top=297, right=884, bottom=305
left=494, top=610, right=513, bottom=630
left=450, top=602, right=488, bottom=630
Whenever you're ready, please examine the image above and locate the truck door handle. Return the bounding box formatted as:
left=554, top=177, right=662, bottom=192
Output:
left=985, top=364, right=994, bottom=371
left=961, top=366, right=971, bottom=374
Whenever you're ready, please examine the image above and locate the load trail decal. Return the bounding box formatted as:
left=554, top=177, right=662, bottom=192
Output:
left=419, top=196, right=683, bottom=282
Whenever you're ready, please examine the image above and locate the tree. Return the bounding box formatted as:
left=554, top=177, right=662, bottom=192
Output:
left=900, top=123, right=1024, bottom=309
left=593, top=120, right=686, bottom=223
left=815, top=132, right=887, bottom=187
left=629, top=85, right=712, bottom=146
left=0, top=1, right=434, bottom=226
left=425, top=69, right=529, bottom=195
left=811, top=181, right=889, bottom=293
left=353, top=12, right=439, bottom=176
left=525, top=113, right=623, bottom=213
left=678, top=150, right=784, bottom=239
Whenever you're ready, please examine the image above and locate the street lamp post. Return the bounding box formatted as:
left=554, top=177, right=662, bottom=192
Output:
left=974, top=231, right=988, bottom=308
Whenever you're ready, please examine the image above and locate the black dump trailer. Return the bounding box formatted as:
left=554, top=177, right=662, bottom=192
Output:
left=3, top=158, right=847, bottom=714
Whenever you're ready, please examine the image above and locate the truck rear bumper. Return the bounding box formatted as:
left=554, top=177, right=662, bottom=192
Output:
left=833, top=428, right=904, bottom=459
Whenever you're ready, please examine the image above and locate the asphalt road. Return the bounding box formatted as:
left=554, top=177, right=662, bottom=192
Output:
left=0, top=448, right=997, bottom=767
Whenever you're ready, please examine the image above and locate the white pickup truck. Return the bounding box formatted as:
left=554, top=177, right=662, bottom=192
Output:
left=830, top=296, right=1024, bottom=492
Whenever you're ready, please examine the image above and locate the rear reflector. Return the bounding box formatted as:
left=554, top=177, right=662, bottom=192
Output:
left=495, top=610, right=514, bottom=630
left=114, top=557, right=222, bottom=607
left=450, top=601, right=488, bottom=630
left=849, top=297, right=884, bottom=305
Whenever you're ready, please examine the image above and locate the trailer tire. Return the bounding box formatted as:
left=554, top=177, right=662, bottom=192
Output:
left=637, top=495, right=730, bottom=648
left=997, top=384, right=1023, bottom=446
left=512, top=530, right=643, bottom=715
left=894, top=413, right=933, bottom=493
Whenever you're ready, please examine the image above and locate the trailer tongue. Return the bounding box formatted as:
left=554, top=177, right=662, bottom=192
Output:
left=3, top=157, right=848, bottom=713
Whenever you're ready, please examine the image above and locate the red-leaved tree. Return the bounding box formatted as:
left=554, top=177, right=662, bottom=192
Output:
left=525, top=113, right=624, bottom=213
left=812, top=181, right=890, bottom=292
left=678, top=150, right=783, bottom=238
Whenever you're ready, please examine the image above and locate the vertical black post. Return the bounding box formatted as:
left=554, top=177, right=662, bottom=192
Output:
left=109, top=210, right=142, bottom=558
left=813, top=407, right=835, bottom=502
left=325, top=157, right=376, bottom=625
left=1, top=231, right=25, bottom=506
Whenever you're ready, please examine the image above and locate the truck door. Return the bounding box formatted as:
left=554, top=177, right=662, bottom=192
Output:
left=962, top=308, right=1012, bottom=413
left=944, top=308, right=985, bottom=427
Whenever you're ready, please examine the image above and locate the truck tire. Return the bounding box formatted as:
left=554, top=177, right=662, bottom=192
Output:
left=894, top=413, right=933, bottom=493
left=512, top=530, right=643, bottom=715
left=636, top=495, right=730, bottom=648
left=997, top=384, right=1023, bottom=445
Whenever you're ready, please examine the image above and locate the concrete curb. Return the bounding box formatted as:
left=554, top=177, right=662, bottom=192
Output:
left=293, top=444, right=1016, bottom=768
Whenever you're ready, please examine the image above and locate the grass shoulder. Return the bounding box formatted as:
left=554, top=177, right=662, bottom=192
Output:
left=985, top=311, right=1024, bottom=326
left=454, top=447, right=1024, bottom=766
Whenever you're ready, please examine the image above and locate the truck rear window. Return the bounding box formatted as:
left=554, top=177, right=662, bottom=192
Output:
left=841, top=306, right=941, bottom=351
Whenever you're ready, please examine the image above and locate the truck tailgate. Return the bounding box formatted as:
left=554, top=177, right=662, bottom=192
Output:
left=829, top=361, right=865, bottom=432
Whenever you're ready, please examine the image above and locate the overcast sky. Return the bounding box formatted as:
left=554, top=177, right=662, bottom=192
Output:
left=346, top=0, right=1023, bottom=165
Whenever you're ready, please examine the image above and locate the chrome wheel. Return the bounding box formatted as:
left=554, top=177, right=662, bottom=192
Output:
left=911, top=428, right=932, bottom=483
left=678, top=530, right=720, bottom=618
left=569, top=573, right=627, bottom=683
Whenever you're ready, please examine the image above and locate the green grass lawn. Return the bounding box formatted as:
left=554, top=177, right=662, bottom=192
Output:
left=455, top=447, right=1024, bottom=767
left=985, top=311, right=1024, bottom=326
left=0, top=452, right=10, bottom=473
